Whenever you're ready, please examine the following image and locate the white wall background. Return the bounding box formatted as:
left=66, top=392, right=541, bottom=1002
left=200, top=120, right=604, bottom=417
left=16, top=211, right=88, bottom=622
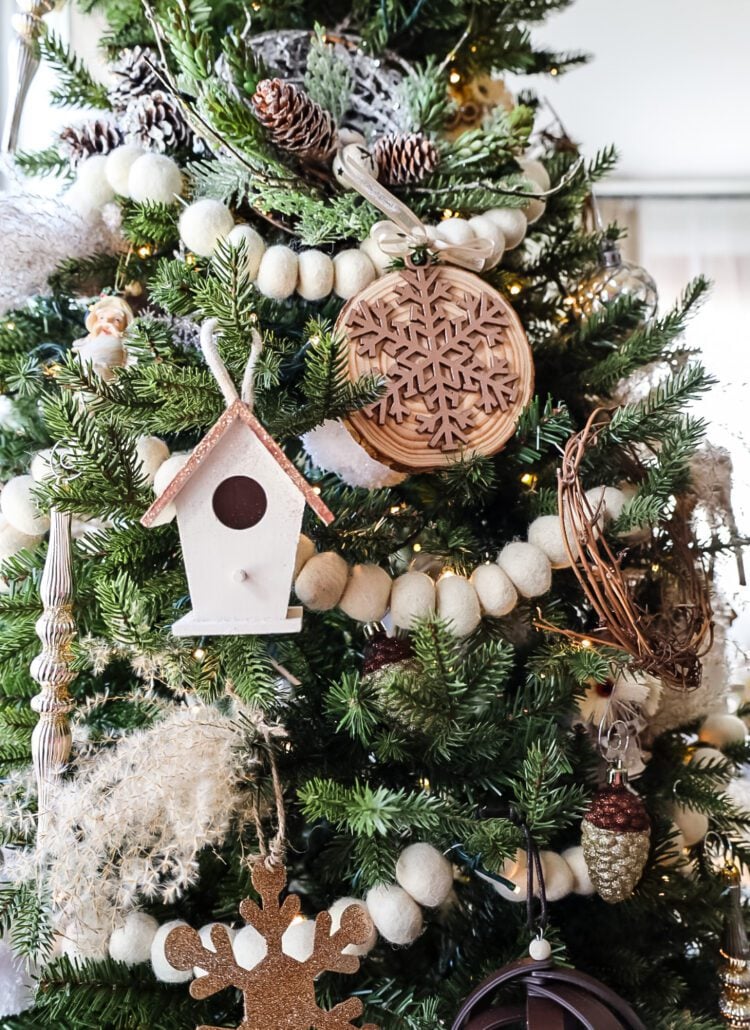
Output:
left=519, top=0, right=750, bottom=191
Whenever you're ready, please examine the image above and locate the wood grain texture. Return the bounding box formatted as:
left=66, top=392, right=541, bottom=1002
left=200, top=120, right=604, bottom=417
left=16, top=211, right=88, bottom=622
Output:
left=338, top=262, right=534, bottom=472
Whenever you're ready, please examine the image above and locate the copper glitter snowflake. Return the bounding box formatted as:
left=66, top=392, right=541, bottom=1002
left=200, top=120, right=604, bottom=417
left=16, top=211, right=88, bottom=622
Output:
left=164, top=860, right=378, bottom=1030
left=338, top=262, right=533, bottom=471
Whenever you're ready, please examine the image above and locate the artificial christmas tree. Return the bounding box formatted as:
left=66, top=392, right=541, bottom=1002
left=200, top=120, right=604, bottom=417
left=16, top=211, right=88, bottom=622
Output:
left=0, top=1, right=747, bottom=1028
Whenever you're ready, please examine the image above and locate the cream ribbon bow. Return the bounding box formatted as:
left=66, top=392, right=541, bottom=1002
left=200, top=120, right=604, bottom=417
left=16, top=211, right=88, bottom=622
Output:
left=336, top=144, right=495, bottom=274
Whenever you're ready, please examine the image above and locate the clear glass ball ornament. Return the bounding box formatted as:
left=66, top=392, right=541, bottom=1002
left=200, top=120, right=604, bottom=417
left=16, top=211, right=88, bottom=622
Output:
left=575, top=242, right=658, bottom=322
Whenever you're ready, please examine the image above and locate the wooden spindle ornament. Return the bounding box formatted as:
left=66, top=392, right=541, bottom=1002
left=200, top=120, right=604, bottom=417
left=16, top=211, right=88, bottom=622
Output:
left=30, top=509, right=76, bottom=839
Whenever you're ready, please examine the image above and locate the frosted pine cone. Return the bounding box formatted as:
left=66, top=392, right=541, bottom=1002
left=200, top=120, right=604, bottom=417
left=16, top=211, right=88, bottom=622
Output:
left=251, top=78, right=338, bottom=164
left=581, top=778, right=651, bottom=903
left=109, top=46, right=161, bottom=110
left=59, top=119, right=124, bottom=166
left=374, top=132, right=439, bottom=186
left=122, top=91, right=193, bottom=153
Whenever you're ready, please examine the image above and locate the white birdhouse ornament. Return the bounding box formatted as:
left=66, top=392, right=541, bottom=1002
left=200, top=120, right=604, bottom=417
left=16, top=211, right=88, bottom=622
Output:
left=141, top=321, right=334, bottom=636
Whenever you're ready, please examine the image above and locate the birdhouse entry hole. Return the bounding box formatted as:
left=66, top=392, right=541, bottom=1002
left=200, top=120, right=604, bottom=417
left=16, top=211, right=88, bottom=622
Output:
left=212, top=476, right=268, bottom=530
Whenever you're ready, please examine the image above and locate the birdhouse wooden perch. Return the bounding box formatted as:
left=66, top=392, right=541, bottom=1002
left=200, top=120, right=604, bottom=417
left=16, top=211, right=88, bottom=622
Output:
left=141, top=321, right=334, bottom=636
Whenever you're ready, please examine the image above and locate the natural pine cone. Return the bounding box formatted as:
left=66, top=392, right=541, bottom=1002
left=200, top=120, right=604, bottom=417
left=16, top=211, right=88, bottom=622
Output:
left=122, top=90, right=193, bottom=153
left=373, top=132, right=439, bottom=186
left=581, top=780, right=651, bottom=903
left=109, top=46, right=161, bottom=111
left=59, top=119, right=124, bottom=167
left=251, top=78, right=338, bottom=164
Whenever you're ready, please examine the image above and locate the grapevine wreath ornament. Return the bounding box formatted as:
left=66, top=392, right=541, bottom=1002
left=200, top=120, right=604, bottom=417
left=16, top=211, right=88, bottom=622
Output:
left=333, top=146, right=534, bottom=472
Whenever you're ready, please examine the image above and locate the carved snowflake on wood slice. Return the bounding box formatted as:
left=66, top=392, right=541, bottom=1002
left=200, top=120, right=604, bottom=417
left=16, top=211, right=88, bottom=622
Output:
left=337, top=262, right=534, bottom=472
left=164, top=860, right=378, bottom=1030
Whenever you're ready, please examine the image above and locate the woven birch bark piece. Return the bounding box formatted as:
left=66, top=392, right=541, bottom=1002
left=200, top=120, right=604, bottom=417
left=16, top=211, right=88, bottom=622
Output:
left=337, top=260, right=534, bottom=472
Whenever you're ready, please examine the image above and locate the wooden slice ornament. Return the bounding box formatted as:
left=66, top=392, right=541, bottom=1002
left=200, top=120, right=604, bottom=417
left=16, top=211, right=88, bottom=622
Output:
left=337, top=257, right=534, bottom=472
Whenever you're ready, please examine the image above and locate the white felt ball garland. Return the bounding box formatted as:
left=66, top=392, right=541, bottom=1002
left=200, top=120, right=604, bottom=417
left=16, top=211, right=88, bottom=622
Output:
left=291, top=485, right=627, bottom=636
left=109, top=911, right=159, bottom=966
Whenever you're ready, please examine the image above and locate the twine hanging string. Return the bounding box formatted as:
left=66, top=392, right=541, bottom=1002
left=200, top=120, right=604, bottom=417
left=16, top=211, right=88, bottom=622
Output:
left=199, top=318, right=264, bottom=414
left=542, top=407, right=712, bottom=691
left=246, top=716, right=288, bottom=870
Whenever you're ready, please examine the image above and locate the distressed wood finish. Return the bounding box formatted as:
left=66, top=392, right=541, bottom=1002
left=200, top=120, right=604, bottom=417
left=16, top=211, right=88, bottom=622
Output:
left=30, top=509, right=76, bottom=838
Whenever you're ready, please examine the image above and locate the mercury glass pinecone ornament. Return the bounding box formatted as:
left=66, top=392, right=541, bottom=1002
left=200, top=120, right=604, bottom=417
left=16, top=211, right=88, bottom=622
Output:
left=374, top=132, right=440, bottom=185
left=575, top=240, right=658, bottom=322
left=362, top=623, right=414, bottom=688
left=122, top=90, right=193, bottom=153
left=581, top=762, right=650, bottom=903
left=251, top=78, right=339, bottom=164
left=718, top=861, right=750, bottom=1028
left=109, top=46, right=161, bottom=110
left=59, top=119, right=123, bottom=166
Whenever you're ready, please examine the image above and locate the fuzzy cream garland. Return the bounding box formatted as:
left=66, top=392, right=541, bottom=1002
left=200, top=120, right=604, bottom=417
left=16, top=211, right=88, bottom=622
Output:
left=288, top=486, right=626, bottom=637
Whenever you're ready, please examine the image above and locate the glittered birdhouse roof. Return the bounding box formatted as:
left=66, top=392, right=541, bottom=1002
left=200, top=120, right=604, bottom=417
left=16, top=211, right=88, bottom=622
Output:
left=141, top=399, right=334, bottom=528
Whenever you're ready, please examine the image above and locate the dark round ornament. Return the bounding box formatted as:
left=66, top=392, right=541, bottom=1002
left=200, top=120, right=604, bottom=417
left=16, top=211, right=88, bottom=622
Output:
left=452, top=956, right=647, bottom=1029
left=212, top=476, right=268, bottom=530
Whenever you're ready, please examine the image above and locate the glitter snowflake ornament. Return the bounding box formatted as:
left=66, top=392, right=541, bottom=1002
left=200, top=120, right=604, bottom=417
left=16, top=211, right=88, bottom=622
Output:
left=337, top=260, right=534, bottom=472
left=164, top=859, right=379, bottom=1030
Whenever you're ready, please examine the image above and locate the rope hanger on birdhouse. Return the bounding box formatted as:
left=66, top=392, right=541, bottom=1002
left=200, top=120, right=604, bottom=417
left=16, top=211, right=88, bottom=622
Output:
left=199, top=318, right=264, bottom=413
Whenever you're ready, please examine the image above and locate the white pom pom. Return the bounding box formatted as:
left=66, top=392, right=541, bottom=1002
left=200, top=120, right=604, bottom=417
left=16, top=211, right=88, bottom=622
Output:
left=76, top=155, right=115, bottom=208
left=333, top=250, right=376, bottom=300
left=497, top=542, right=551, bottom=598
left=179, top=199, right=234, bottom=257
left=360, top=235, right=392, bottom=275
left=294, top=534, right=316, bottom=577
left=227, top=224, right=266, bottom=281
left=281, top=919, right=316, bottom=961
left=135, top=435, right=170, bottom=485
left=128, top=153, right=183, bottom=205
left=390, top=571, right=436, bottom=630
left=672, top=804, right=709, bottom=846
left=469, top=563, right=517, bottom=617
left=297, top=250, right=335, bottom=301
left=105, top=144, right=145, bottom=196
left=338, top=564, right=392, bottom=623
left=518, top=157, right=551, bottom=191
left=527, top=514, right=573, bottom=569
left=585, top=485, right=627, bottom=524
left=365, top=884, right=423, bottom=945
left=689, top=745, right=733, bottom=780
left=529, top=936, right=552, bottom=961
left=0, top=514, right=41, bottom=560
left=150, top=920, right=192, bottom=983
left=302, top=420, right=406, bottom=489
left=659, top=825, right=687, bottom=867
left=1, top=475, right=49, bottom=535
left=328, top=898, right=377, bottom=956
left=233, top=924, right=267, bottom=969
left=256, top=245, right=299, bottom=301
left=540, top=851, right=574, bottom=902
left=150, top=451, right=191, bottom=526
left=0, top=397, right=24, bottom=433
left=61, top=911, right=110, bottom=961
left=436, top=574, right=481, bottom=637
left=333, top=143, right=378, bottom=188
left=561, top=846, right=595, bottom=896
left=699, top=713, right=747, bottom=747
left=295, top=552, right=349, bottom=611
left=194, top=924, right=236, bottom=977
left=0, top=939, right=34, bottom=1017
left=485, top=208, right=528, bottom=250
left=433, top=218, right=476, bottom=246
left=467, top=214, right=505, bottom=268
left=481, top=849, right=528, bottom=902
left=30, top=448, right=54, bottom=483
left=395, top=843, right=453, bottom=907
left=109, top=911, right=159, bottom=966
left=521, top=183, right=546, bottom=225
